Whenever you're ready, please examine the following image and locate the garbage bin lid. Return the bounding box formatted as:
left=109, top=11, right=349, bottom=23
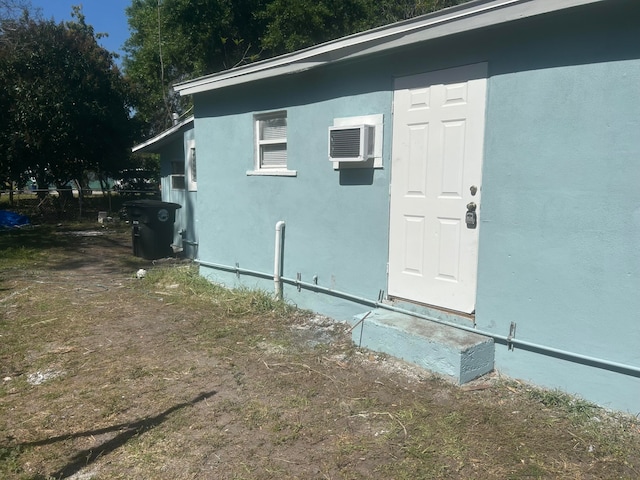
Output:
left=123, top=199, right=182, bottom=209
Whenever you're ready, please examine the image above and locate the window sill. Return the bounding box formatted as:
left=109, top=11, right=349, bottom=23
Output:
left=246, top=169, right=297, bottom=177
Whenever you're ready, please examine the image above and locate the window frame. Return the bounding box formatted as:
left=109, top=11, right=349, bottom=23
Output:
left=186, top=139, right=197, bottom=191
left=247, top=110, right=296, bottom=177
left=170, top=160, right=186, bottom=190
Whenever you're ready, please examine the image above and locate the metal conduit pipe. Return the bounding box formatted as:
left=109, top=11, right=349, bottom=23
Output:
left=179, top=230, right=199, bottom=246
left=196, top=260, right=272, bottom=280
left=195, top=259, right=640, bottom=378
left=372, top=302, right=640, bottom=378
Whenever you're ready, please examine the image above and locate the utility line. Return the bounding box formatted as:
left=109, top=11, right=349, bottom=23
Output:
left=157, top=0, right=170, bottom=125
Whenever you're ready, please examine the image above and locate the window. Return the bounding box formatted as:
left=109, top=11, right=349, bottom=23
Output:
left=171, top=160, right=185, bottom=190
left=187, top=140, right=197, bottom=191
left=248, top=111, right=296, bottom=176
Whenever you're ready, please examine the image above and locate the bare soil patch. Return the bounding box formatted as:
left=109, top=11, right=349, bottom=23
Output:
left=1, top=224, right=639, bottom=479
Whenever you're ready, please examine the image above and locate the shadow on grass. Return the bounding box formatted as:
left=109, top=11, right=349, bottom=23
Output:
left=0, top=224, right=133, bottom=254
left=0, top=225, right=71, bottom=252
left=19, top=390, right=217, bottom=479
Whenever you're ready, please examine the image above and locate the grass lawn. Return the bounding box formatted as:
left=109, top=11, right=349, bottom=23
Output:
left=1, top=222, right=639, bottom=479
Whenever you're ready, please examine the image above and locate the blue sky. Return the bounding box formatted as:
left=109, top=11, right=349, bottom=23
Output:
left=30, top=1, right=131, bottom=60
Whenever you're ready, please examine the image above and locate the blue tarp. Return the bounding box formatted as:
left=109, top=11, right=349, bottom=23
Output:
left=0, top=210, right=30, bottom=228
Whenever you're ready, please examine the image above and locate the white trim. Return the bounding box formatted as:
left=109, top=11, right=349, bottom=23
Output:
left=246, top=169, right=297, bottom=177
left=132, top=115, right=194, bottom=152
left=173, top=0, right=604, bottom=96
left=186, top=139, right=197, bottom=191
left=254, top=111, right=288, bottom=172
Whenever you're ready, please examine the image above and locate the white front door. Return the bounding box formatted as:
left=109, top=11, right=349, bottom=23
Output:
left=388, top=64, right=487, bottom=314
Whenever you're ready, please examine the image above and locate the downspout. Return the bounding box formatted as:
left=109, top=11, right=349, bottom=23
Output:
left=195, top=258, right=640, bottom=379
left=274, top=221, right=285, bottom=300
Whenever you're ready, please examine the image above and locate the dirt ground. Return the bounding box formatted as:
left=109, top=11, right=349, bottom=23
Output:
left=1, top=224, right=639, bottom=479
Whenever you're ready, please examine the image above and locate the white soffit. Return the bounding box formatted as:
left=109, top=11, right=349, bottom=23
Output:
left=173, top=0, right=605, bottom=96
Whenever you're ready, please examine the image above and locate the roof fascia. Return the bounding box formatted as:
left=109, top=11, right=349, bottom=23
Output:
left=174, top=0, right=604, bottom=96
left=132, top=115, right=195, bottom=153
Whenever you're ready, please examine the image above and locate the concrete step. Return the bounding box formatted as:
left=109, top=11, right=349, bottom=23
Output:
left=352, top=309, right=494, bottom=384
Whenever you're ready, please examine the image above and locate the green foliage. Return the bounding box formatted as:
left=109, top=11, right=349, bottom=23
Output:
left=0, top=0, right=31, bottom=22
left=0, top=7, right=137, bottom=194
left=142, top=264, right=298, bottom=319
left=124, top=0, right=471, bottom=136
left=0, top=445, right=23, bottom=476
left=377, top=0, right=471, bottom=24
left=257, top=0, right=470, bottom=55
left=526, top=387, right=598, bottom=421
left=124, top=0, right=267, bottom=135
left=258, top=0, right=375, bottom=54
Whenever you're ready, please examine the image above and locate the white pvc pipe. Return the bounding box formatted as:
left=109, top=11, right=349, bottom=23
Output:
left=274, top=221, right=285, bottom=299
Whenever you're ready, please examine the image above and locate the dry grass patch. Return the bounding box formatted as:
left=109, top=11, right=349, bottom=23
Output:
left=1, top=223, right=639, bottom=479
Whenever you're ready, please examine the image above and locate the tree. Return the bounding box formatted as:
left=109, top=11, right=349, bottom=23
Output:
left=377, top=0, right=470, bottom=24
left=124, top=0, right=267, bottom=136
left=0, top=8, right=136, bottom=205
left=259, top=0, right=471, bottom=53
left=124, top=0, right=471, bottom=136
left=0, top=0, right=31, bottom=22
left=258, top=0, right=376, bottom=54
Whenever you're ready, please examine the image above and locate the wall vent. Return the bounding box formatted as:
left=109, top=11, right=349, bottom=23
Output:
left=328, top=125, right=374, bottom=162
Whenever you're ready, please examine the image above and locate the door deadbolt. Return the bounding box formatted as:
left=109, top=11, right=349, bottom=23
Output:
left=466, top=202, right=477, bottom=229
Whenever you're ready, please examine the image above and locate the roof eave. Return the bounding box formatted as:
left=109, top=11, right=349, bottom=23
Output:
left=173, top=0, right=604, bottom=97
left=132, top=115, right=195, bottom=153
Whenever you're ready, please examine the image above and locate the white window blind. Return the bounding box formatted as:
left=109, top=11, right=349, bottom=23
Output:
left=190, top=147, right=197, bottom=182
left=187, top=143, right=197, bottom=191
left=261, top=144, right=287, bottom=167
left=256, top=112, right=287, bottom=169
left=260, top=117, right=287, bottom=141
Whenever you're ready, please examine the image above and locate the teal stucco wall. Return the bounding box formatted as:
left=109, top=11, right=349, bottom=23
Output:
left=478, top=63, right=640, bottom=411
left=159, top=126, right=198, bottom=258
left=192, top=2, right=640, bottom=412
left=194, top=67, right=394, bottom=320
left=472, top=3, right=640, bottom=411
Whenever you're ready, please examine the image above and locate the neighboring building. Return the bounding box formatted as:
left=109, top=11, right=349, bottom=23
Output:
left=164, top=0, right=638, bottom=412
left=132, top=116, right=198, bottom=259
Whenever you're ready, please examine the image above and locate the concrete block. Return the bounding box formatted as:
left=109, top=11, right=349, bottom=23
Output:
left=352, top=309, right=494, bottom=384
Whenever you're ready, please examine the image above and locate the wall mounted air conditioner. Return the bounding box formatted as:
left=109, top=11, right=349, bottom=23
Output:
left=328, top=124, right=374, bottom=162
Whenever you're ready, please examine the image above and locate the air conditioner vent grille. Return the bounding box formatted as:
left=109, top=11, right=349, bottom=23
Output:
left=328, top=124, right=373, bottom=162
left=330, top=128, right=362, bottom=158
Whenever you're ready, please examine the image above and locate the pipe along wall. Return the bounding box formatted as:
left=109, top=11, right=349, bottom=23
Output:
left=196, top=222, right=640, bottom=380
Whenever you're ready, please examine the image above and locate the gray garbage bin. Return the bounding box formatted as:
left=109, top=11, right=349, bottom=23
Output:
left=124, top=200, right=182, bottom=260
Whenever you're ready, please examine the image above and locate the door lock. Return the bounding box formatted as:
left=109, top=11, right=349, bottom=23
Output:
left=465, top=202, right=477, bottom=229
